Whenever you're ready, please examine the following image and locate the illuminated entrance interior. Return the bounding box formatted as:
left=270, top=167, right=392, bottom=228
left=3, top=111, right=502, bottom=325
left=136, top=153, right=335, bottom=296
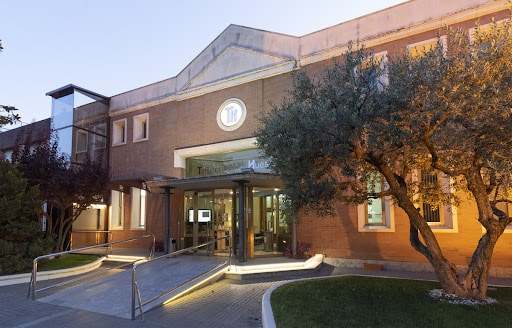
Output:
left=183, top=187, right=290, bottom=258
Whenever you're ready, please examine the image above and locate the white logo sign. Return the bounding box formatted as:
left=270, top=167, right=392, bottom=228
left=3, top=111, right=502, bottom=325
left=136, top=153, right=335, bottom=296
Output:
left=217, top=98, right=247, bottom=131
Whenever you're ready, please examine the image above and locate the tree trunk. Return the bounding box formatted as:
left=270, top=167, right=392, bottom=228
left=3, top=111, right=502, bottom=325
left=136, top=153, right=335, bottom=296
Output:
left=406, top=204, right=467, bottom=297
left=57, top=210, right=66, bottom=252
left=458, top=168, right=510, bottom=300
left=379, top=163, right=507, bottom=300
left=462, top=218, right=507, bottom=300
left=46, top=203, right=54, bottom=239
left=60, top=219, right=73, bottom=252
left=406, top=200, right=508, bottom=300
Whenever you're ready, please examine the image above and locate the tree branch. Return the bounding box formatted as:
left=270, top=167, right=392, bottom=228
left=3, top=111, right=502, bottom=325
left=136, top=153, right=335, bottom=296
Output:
left=409, top=222, right=433, bottom=262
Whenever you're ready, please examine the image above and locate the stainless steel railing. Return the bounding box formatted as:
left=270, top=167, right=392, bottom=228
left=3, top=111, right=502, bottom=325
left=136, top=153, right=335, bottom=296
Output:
left=131, top=235, right=232, bottom=321
left=28, top=234, right=155, bottom=300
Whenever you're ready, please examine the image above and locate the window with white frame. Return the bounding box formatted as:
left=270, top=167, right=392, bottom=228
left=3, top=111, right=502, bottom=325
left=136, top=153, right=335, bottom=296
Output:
left=110, top=190, right=124, bottom=230
left=407, top=36, right=447, bottom=59
left=413, top=169, right=458, bottom=232
left=133, top=113, right=148, bottom=142
left=482, top=166, right=512, bottom=233
left=469, top=20, right=507, bottom=44
left=131, top=187, right=147, bottom=230
left=112, top=119, right=127, bottom=146
left=469, top=20, right=508, bottom=60
left=3, top=150, right=13, bottom=162
left=93, top=123, right=107, bottom=149
left=76, top=130, right=88, bottom=153
left=494, top=201, right=512, bottom=233
left=358, top=51, right=388, bottom=92
left=358, top=173, right=395, bottom=232
left=420, top=170, right=443, bottom=223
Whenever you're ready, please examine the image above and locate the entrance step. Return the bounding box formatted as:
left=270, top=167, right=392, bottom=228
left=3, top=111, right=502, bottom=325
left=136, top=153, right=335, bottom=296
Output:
left=225, top=254, right=324, bottom=280
left=105, top=254, right=147, bottom=263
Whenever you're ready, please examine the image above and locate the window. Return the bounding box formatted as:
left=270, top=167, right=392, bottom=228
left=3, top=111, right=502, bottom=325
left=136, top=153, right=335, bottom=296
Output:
left=420, top=170, right=442, bottom=223
left=469, top=20, right=507, bottom=44
left=413, top=169, right=458, bottom=232
left=110, top=190, right=124, bottom=230
left=358, top=51, right=388, bottom=92
left=358, top=173, right=395, bottom=232
left=133, top=113, right=148, bottom=142
left=93, top=123, right=107, bottom=149
left=76, top=130, right=88, bottom=153
left=3, top=150, right=13, bottom=162
left=131, top=187, right=147, bottom=230
left=407, top=36, right=447, bottom=59
left=480, top=168, right=512, bottom=233
left=469, top=20, right=508, bottom=59
left=493, top=202, right=512, bottom=233
left=112, top=119, right=127, bottom=146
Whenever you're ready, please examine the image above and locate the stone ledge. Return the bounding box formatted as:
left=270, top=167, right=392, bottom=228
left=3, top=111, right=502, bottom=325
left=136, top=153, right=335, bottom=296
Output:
left=0, top=257, right=105, bottom=286
left=324, top=257, right=512, bottom=278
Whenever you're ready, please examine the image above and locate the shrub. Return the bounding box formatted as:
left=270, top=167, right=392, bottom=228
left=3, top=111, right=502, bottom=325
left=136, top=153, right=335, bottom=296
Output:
left=0, top=161, right=55, bottom=274
left=285, top=241, right=313, bottom=259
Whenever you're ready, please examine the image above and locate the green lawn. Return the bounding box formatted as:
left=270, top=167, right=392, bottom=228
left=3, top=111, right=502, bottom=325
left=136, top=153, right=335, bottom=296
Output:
left=37, top=254, right=100, bottom=272
left=270, top=276, right=512, bottom=328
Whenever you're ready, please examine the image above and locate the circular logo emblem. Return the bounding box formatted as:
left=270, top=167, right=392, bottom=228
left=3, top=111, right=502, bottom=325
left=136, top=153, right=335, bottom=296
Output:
left=217, top=98, right=247, bottom=131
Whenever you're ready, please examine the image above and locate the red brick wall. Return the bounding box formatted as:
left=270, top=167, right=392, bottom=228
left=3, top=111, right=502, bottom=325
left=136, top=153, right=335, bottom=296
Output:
left=107, top=8, right=512, bottom=270
left=297, top=199, right=512, bottom=268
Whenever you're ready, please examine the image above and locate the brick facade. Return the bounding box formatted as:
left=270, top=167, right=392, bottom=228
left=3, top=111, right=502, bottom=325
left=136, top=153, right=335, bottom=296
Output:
left=5, top=0, right=510, bottom=272
left=104, top=0, right=512, bottom=270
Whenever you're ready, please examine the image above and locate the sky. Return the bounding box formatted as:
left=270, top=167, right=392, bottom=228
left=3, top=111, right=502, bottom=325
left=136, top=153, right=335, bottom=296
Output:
left=0, top=0, right=406, bottom=129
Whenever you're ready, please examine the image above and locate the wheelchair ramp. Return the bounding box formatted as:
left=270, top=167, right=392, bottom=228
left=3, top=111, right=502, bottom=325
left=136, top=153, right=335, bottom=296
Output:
left=36, top=255, right=228, bottom=319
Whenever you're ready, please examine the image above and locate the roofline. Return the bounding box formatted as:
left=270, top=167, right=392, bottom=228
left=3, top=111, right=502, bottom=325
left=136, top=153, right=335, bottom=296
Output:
left=46, top=84, right=110, bottom=104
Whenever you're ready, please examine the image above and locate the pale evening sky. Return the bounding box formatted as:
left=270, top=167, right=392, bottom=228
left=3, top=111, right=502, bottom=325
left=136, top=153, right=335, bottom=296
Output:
left=0, top=0, right=406, bottom=129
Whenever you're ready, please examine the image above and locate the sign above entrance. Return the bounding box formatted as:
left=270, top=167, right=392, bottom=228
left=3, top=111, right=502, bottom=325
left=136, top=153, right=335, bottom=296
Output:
left=217, top=98, right=247, bottom=131
left=186, top=149, right=272, bottom=177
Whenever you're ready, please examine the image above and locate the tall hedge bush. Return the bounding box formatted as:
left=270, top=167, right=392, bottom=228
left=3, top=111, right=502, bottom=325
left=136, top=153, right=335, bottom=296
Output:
left=0, top=160, right=54, bottom=274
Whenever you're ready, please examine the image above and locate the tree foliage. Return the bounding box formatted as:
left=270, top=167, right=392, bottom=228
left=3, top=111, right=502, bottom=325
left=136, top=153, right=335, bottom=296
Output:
left=0, top=39, right=20, bottom=127
left=257, top=21, right=512, bottom=300
left=0, top=160, right=54, bottom=274
left=12, top=130, right=109, bottom=252
left=0, top=105, right=20, bottom=127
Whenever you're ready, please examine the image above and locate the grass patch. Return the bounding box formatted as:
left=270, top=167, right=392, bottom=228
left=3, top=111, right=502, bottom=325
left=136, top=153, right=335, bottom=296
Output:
left=270, top=276, right=512, bottom=328
left=37, top=254, right=100, bottom=272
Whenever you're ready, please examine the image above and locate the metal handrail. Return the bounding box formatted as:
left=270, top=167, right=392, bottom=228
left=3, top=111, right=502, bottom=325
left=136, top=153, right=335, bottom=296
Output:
left=134, top=282, right=144, bottom=322
left=71, top=230, right=113, bottom=253
left=131, top=235, right=232, bottom=320
left=28, top=234, right=155, bottom=300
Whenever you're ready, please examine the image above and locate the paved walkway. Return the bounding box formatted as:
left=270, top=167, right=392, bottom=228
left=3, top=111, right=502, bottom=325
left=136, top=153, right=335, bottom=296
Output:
left=36, top=256, right=227, bottom=319
left=2, top=261, right=512, bottom=328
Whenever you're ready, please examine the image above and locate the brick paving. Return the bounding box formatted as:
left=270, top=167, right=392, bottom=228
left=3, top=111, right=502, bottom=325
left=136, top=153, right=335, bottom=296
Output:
left=1, top=271, right=283, bottom=328
left=1, top=262, right=511, bottom=328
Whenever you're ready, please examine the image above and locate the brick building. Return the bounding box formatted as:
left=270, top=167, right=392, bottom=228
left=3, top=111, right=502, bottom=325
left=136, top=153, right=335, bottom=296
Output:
left=4, top=0, right=512, bottom=274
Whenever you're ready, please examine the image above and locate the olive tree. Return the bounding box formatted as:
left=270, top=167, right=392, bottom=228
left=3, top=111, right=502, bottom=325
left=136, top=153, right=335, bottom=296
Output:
left=257, top=22, right=512, bottom=300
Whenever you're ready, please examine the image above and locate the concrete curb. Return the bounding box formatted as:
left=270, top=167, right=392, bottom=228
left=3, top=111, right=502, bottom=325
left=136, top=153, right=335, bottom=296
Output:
left=262, top=282, right=282, bottom=328
left=0, top=256, right=106, bottom=286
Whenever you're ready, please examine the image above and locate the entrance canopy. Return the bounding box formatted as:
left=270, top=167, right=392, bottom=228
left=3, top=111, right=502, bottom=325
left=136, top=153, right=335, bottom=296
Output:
left=145, top=171, right=282, bottom=193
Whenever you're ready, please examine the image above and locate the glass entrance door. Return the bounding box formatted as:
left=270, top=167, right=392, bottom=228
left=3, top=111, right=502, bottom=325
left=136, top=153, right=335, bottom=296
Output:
left=183, top=191, right=214, bottom=252
left=253, top=188, right=290, bottom=254
left=182, top=187, right=289, bottom=257
left=213, top=189, right=234, bottom=254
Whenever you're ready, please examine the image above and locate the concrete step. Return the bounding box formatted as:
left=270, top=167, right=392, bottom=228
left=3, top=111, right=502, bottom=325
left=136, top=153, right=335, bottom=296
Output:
left=225, top=254, right=324, bottom=280
left=105, top=254, right=147, bottom=263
